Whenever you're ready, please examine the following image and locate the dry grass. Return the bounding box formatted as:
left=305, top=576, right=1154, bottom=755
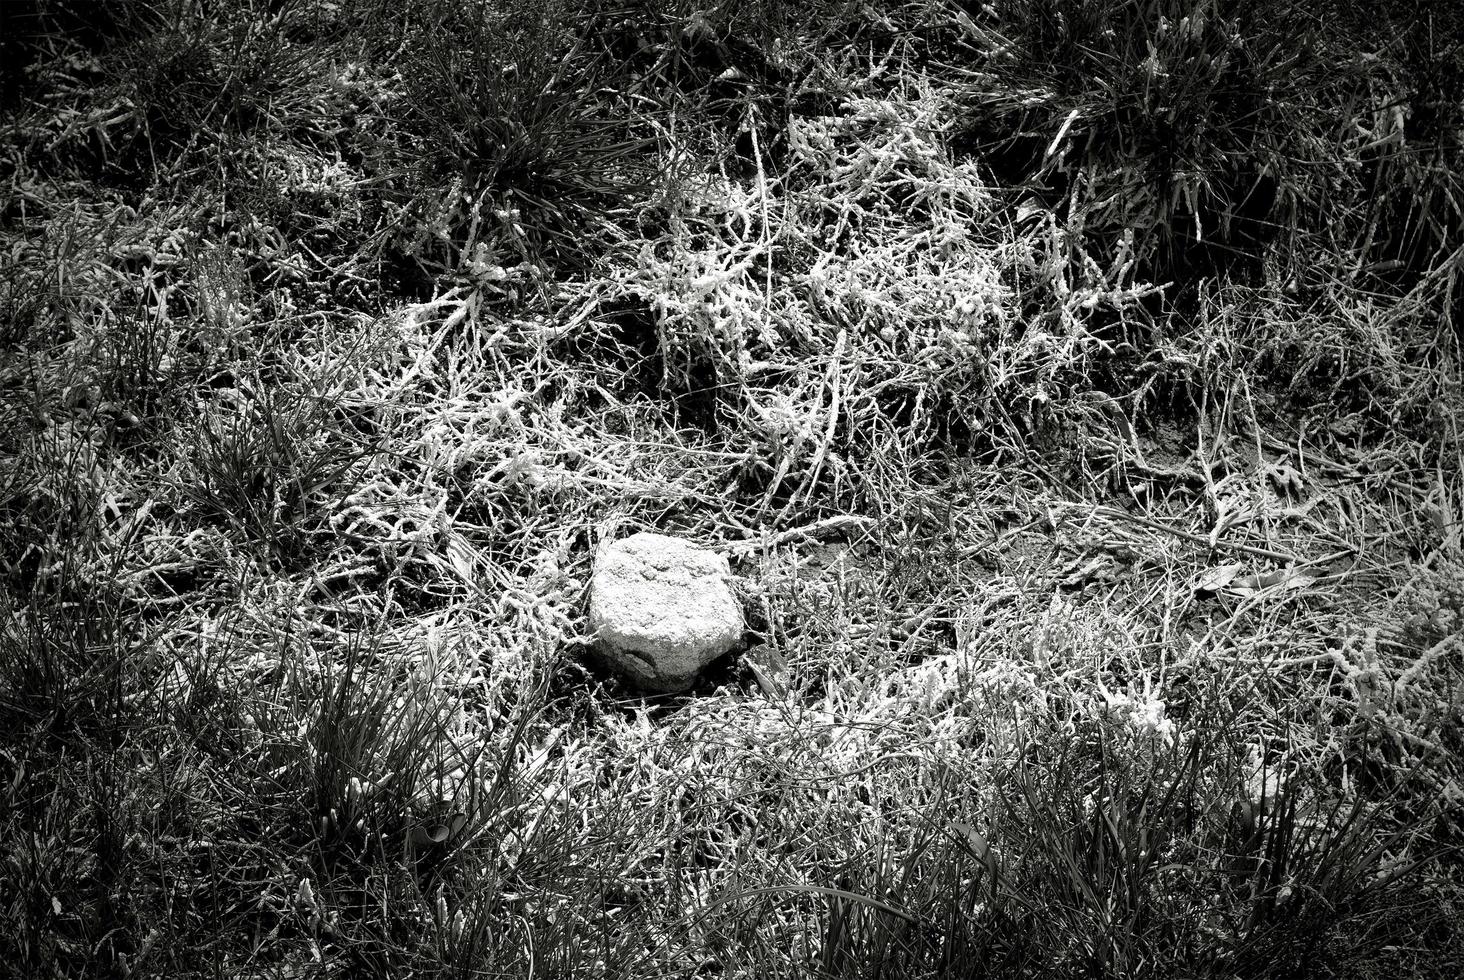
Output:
left=1, top=1, right=1461, bottom=977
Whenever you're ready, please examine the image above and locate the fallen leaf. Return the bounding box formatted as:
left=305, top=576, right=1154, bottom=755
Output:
left=745, top=643, right=789, bottom=699
left=410, top=813, right=467, bottom=847
left=1196, top=562, right=1244, bottom=593
left=1230, top=567, right=1316, bottom=594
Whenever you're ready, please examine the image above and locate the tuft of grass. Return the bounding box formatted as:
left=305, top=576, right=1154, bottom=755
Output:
left=953, top=0, right=1464, bottom=305
left=378, top=0, right=664, bottom=276
left=176, top=371, right=381, bottom=568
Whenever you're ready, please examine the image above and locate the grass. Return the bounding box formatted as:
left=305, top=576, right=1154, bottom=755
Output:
left=1, top=0, right=1462, bottom=976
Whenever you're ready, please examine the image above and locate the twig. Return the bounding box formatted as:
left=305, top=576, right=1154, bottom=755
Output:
left=726, top=514, right=874, bottom=556
left=782, top=328, right=847, bottom=523
left=1396, top=634, right=1463, bottom=692
left=1060, top=502, right=1307, bottom=564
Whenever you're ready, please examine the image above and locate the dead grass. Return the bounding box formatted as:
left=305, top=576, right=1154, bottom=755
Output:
left=1, top=1, right=1461, bottom=977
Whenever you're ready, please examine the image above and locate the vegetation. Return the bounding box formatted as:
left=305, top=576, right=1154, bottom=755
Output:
left=2, top=0, right=1462, bottom=976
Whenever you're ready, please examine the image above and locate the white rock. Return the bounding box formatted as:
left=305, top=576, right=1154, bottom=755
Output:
left=588, top=532, right=744, bottom=692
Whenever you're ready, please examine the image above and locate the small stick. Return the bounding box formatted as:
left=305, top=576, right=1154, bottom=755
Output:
left=783, top=329, right=847, bottom=523
left=726, top=514, right=874, bottom=555
left=1061, top=502, right=1311, bottom=564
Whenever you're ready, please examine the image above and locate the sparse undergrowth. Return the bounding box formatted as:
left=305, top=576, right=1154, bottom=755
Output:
left=2, top=0, right=1461, bottom=977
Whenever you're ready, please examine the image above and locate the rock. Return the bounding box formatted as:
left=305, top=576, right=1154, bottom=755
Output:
left=588, top=532, right=744, bottom=692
